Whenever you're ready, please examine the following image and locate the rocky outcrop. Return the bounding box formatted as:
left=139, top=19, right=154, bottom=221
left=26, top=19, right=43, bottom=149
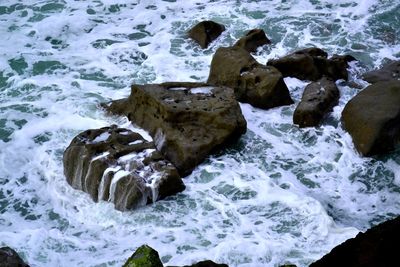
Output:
left=104, top=82, right=246, bottom=176
left=123, top=245, right=163, bottom=267
left=234, top=29, right=271, bottom=53
left=188, top=21, right=225, bottom=49
left=0, top=247, right=29, bottom=267
left=362, top=60, right=400, bottom=84
left=267, top=48, right=356, bottom=81
left=63, top=126, right=185, bottom=211
left=341, top=80, right=400, bottom=156
left=310, top=216, right=400, bottom=267
left=207, top=46, right=293, bottom=109
left=175, top=261, right=228, bottom=267
left=293, top=77, right=339, bottom=127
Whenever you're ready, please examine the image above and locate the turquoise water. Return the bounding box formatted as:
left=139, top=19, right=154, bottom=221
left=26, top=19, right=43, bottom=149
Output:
left=0, top=0, right=399, bottom=266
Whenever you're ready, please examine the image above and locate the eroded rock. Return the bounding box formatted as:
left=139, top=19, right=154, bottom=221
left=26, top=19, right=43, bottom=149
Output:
left=188, top=20, right=225, bottom=49
left=293, top=77, right=339, bottom=127
left=105, top=82, right=246, bottom=176
left=362, top=60, right=400, bottom=84
left=234, top=29, right=271, bottom=53
left=341, top=80, right=400, bottom=156
left=0, top=247, right=29, bottom=267
left=123, top=245, right=163, bottom=267
left=63, top=126, right=185, bottom=211
left=207, top=46, right=293, bottom=109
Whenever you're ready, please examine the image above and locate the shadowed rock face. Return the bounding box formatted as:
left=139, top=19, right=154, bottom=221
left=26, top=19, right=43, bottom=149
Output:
left=362, top=60, right=400, bottom=84
left=310, top=216, right=400, bottom=267
left=0, top=247, right=29, bottom=267
left=207, top=46, right=293, bottom=109
left=105, top=83, right=247, bottom=176
left=341, top=80, right=400, bottom=156
left=123, top=245, right=163, bottom=267
left=293, top=77, right=339, bottom=128
left=234, top=29, right=271, bottom=53
left=188, top=20, right=225, bottom=49
left=63, top=126, right=185, bottom=211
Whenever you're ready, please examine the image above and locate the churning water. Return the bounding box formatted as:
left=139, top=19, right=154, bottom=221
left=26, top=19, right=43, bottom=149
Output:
left=0, top=0, right=399, bottom=266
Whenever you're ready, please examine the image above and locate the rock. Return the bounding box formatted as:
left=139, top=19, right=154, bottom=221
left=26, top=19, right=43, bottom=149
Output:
left=310, top=216, right=400, bottom=267
left=0, top=247, right=29, bottom=267
left=234, top=29, right=271, bottom=53
left=293, top=77, right=340, bottom=127
left=123, top=245, right=163, bottom=267
left=207, top=46, right=293, bottom=109
left=267, top=47, right=355, bottom=81
left=63, top=126, right=185, bottom=211
left=104, top=82, right=246, bottom=176
left=362, top=60, right=400, bottom=84
left=341, top=80, right=400, bottom=156
left=179, top=260, right=229, bottom=267
left=188, top=21, right=225, bottom=49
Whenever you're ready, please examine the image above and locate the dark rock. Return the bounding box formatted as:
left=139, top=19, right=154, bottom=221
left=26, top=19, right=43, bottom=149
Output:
left=123, top=245, right=163, bottom=267
left=341, top=80, right=400, bottom=156
left=0, top=247, right=29, bottom=267
left=310, top=216, right=400, bottom=267
left=267, top=47, right=355, bottom=81
left=207, top=46, right=293, bottom=109
left=188, top=21, right=225, bottom=49
left=180, top=260, right=229, bottom=267
left=234, top=29, right=271, bottom=53
left=362, top=60, right=400, bottom=84
left=104, top=82, right=246, bottom=176
left=293, top=77, right=340, bottom=127
left=63, top=126, right=185, bottom=211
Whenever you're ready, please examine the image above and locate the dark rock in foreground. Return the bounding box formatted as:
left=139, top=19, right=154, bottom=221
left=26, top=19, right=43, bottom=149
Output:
left=310, top=216, right=400, bottom=267
left=234, top=29, right=271, bottom=53
left=63, top=126, right=185, bottom=211
left=362, top=60, right=400, bottom=84
left=105, top=82, right=246, bottom=176
left=207, top=46, right=293, bottom=109
left=123, top=245, right=163, bottom=267
left=174, top=260, right=228, bottom=267
left=188, top=21, right=225, bottom=49
left=293, top=77, right=339, bottom=127
left=341, top=80, right=400, bottom=156
left=0, top=247, right=29, bottom=267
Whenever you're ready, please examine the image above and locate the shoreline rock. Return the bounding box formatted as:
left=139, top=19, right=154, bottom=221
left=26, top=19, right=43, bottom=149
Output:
left=233, top=29, right=271, bottom=53
left=0, top=247, right=29, bottom=267
left=188, top=21, right=225, bottom=49
left=362, top=60, right=400, bottom=84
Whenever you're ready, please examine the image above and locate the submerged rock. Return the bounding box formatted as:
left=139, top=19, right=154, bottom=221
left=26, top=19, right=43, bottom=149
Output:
left=63, top=126, right=185, bottom=211
left=188, top=20, right=225, bottom=49
left=105, top=82, right=246, bottom=176
left=123, top=245, right=163, bottom=267
left=234, top=29, right=271, bottom=53
left=310, top=216, right=400, bottom=267
left=176, top=260, right=229, bottom=267
left=341, top=80, right=400, bottom=156
left=293, top=77, right=339, bottom=127
left=362, top=60, right=400, bottom=84
left=0, top=247, right=29, bottom=267
left=207, top=46, right=293, bottom=109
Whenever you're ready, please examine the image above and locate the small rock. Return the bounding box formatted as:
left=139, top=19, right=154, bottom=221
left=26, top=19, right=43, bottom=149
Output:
left=234, top=29, right=271, bottom=53
left=0, top=247, right=29, bottom=267
left=123, top=245, right=163, bottom=267
left=188, top=20, right=225, bottom=49
left=362, top=60, right=400, bottom=84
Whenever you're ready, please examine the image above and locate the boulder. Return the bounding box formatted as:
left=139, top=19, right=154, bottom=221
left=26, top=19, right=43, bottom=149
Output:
left=207, top=46, right=293, bottom=109
left=188, top=21, right=225, bottom=49
left=362, top=60, right=400, bottom=84
left=293, top=77, right=340, bottom=127
left=123, top=245, right=163, bottom=267
left=0, top=247, right=29, bottom=267
left=341, top=80, right=400, bottom=156
left=177, top=260, right=229, bottom=267
left=267, top=48, right=355, bottom=81
left=310, top=216, right=400, bottom=267
left=234, top=29, right=271, bottom=53
left=63, top=126, right=185, bottom=211
left=104, top=82, right=246, bottom=176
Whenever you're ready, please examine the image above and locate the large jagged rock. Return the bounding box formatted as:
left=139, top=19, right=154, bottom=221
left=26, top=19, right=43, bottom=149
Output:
left=123, top=245, right=163, bottom=267
left=267, top=47, right=355, bottom=81
left=341, top=80, right=400, bottom=156
left=188, top=21, right=225, bottom=49
left=0, top=247, right=29, bottom=267
left=293, top=77, right=340, bottom=127
left=310, top=216, right=400, bottom=267
left=104, top=82, right=246, bottom=176
left=234, top=29, right=271, bottom=53
left=207, top=46, right=293, bottom=109
left=362, top=60, right=400, bottom=84
left=63, top=126, right=185, bottom=211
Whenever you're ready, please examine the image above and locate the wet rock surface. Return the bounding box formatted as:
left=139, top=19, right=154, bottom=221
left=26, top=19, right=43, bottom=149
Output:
left=293, top=77, right=339, bottom=127
left=207, top=46, right=293, bottom=109
left=362, top=60, right=400, bottom=84
left=0, top=247, right=29, bottom=267
left=123, top=245, right=163, bottom=267
left=341, top=80, right=400, bottom=156
left=63, top=126, right=185, bottom=211
left=105, top=82, right=246, bottom=176
left=234, top=29, right=271, bottom=53
left=188, top=20, right=225, bottom=49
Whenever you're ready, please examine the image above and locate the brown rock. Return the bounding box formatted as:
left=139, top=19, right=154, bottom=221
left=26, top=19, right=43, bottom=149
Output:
left=234, top=29, right=271, bottom=53
left=362, top=60, right=400, bottom=84
left=188, top=21, right=225, bottom=49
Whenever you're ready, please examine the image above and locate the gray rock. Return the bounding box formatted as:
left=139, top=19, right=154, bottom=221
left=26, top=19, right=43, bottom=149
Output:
left=0, top=247, right=29, bottom=267
left=362, top=60, right=400, bottom=84
left=188, top=21, right=225, bottom=49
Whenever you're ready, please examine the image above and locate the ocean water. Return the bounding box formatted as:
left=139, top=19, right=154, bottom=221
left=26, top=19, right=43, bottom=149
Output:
left=0, top=0, right=399, bottom=266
